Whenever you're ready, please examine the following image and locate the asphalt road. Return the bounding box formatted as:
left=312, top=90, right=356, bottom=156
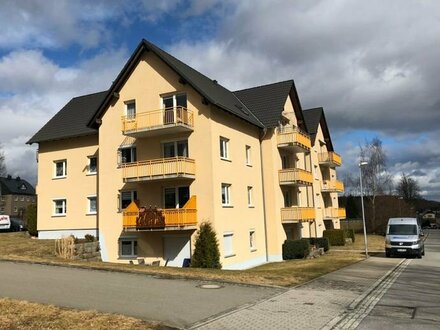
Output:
left=357, top=229, right=440, bottom=329
left=0, top=262, right=281, bottom=328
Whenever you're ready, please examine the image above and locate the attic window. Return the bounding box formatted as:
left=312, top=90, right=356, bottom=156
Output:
left=20, top=184, right=27, bottom=190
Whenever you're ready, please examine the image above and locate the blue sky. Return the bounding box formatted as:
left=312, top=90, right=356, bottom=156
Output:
left=0, top=0, right=439, bottom=200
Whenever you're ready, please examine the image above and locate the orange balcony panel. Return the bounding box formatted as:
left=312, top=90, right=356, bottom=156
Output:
left=121, top=107, right=194, bottom=137
left=122, top=157, right=195, bottom=183
left=281, top=207, right=315, bottom=222
left=321, top=180, right=344, bottom=193
left=318, top=152, right=342, bottom=167
left=279, top=168, right=313, bottom=186
left=323, top=207, right=346, bottom=219
left=277, top=127, right=311, bottom=151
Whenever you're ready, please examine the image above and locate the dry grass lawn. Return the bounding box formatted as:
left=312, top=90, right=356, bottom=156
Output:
left=0, top=298, right=169, bottom=330
left=335, top=233, right=385, bottom=252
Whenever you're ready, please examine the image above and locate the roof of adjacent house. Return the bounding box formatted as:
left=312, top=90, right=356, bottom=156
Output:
left=0, top=176, right=35, bottom=196
left=303, top=107, right=334, bottom=151
left=88, top=39, right=264, bottom=129
left=27, top=91, right=107, bottom=144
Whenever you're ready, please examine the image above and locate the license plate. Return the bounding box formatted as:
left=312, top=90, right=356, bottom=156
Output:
left=397, top=249, right=407, bottom=252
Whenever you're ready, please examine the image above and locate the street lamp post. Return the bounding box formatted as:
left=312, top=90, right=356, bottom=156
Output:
left=359, top=161, right=369, bottom=258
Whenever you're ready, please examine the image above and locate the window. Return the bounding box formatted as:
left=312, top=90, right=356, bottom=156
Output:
left=88, top=157, right=97, bottom=174
left=0, top=196, right=4, bottom=201
left=220, top=137, right=229, bottom=160
left=120, top=239, right=137, bottom=257
left=126, top=101, right=136, bottom=119
left=54, top=160, right=67, bottom=178
left=164, top=186, right=190, bottom=209
left=120, top=147, right=136, bottom=164
left=247, top=186, right=253, bottom=207
left=88, top=196, right=97, bottom=214
left=245, top=145, right=251, bottom=165
left=0, top=207, right=4, bottom=213
left=53, top=199, right=67, bottom=216
left=162, top=140, right=188, bottom=158
left=13, top=207, right=18, bottom=213
left=250, top=230, right=256, bottom=251
left=221, top=183, right=231, bottom=206
left=14, top=196, right=18, bottom=201
left=223, top=233, right=234, bottom=257
left=120, top=191, right=137, bottom=210
left=26, top=197, right=30, bottom=202
left=162, top=94, right=187, bottom=124
left=20, top=196, right=24, bottom=201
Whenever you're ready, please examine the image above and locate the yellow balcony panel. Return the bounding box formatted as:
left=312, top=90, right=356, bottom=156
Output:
left=123, top=196, right=197, bottom=231
left=338, top=208, right=346, bottom=218
left=122, top=157, right=195, bottom=183
left=318, top=151, right=342, bottom=167
left=323, top=207, right=346, bottom=219
left=276, top=127, right=311, bottom=152
left=321, top=180, right=344, bottom=193
left=281, top=207, right=315, bottom=223
left=279, top=168, right=313, bottom=186
left=121, top=107, right=194, bottom=138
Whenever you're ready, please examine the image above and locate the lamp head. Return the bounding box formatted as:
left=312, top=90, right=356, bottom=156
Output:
left=359, top=161, right=368, bottom=167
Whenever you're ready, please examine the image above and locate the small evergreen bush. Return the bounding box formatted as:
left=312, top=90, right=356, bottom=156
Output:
left=84, top=234, right=96, bottom=242
left=282, top=239, right=310, bottom=260
left=344, top=229, right=355, bottom=243
left=25, top=204, right=37, bottom=237
left=191, top=222, right=221, bottom=269
left=309, top=237, right=330, bottom=252
left=323, top=229, right=346, bottom=246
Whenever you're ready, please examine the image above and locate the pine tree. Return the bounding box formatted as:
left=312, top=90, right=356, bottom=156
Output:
left=191, top=222, right=221, bottom=269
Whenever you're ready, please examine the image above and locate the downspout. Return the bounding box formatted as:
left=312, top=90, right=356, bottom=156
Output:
left=259, top=127, right=269, bottom=262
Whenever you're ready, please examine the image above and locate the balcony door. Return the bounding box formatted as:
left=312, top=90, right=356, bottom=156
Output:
left=162, top=94, right=187, bottom=124
left=164, top=186, right=190, bottom=209
left=162, top=140, right=188, bottom=158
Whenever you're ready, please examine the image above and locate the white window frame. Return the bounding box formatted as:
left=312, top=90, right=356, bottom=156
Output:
left=247, top=186, right=254, bottom=207
left=249, top=230, right=256, bottom=251
left=20, top=196, right=24, bottom=201
left=223, top=232, right=235, bottom=258
left=120, top=190, right=137, bottom=211
left=161, top=93, right=187, bottom=109
left=120, top=238, right=138, bottom=257
left=26, top=197, right=30, bottom=202
left=125, top=100, right=136, bottom=119
left=13, top=207, right=18, bottom=213
left=54, top=160, right=67, bottom=178
left=220, top=137, right=230, bottom=160
left=245, top=145, right=252, bottom=166
left=88, top=156, right=97, bottom=175
left=221, top=183, right=232, bottom=207
left=87, top=195, right=97, bottom=215
left=53, top=198, right=67, bottom=216
left=119, top=147, right=137, bottom=165
left=14, top=196, right=18, bottom=201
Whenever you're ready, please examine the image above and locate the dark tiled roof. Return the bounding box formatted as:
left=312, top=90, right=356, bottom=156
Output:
left=89, top=39, right=264, bottom=128
left=234, top=80, right=293, bottom=128
left=0, top=176, right=35, bottom=196
left=27, top=91, right=107, bottom=144
left=303, top=107, right=334, bottom=151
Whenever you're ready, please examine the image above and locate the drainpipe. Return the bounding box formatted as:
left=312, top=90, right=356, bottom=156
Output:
left=259, top=127, right=269, bottom=262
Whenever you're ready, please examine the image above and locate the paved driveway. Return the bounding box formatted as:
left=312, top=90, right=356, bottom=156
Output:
left=0, top=262, right=281, bottom=329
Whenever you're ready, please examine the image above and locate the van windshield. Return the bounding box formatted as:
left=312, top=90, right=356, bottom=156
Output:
left=389, top=224, right=417, bottom=235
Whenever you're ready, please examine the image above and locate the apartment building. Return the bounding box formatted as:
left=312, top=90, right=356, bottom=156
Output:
left=28, top=39, right=344, bottom=269
left=0, top=175, right=36, bottom=217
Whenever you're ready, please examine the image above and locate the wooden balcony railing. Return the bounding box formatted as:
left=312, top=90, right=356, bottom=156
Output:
left=318, top=151, right=342, bottom=167
left=281, top=207, right=315, bottom=222
left=279, top=168, right=313, bottom=186
left=276, top=126, right=311, bottom=151
left=121, top=107, right=194, bottom=136
left=321, top=180, right=344, bottom=192
left=123, top=196, right=197, bottom=230
left=121, top=157, right=195, bottom=182
left=323, top=207, right=346, bottom=219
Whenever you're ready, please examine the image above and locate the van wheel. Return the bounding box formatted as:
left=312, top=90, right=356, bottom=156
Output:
left=422, top=249, right=425, bottom=256
left=417, top=250, right=422, bottom=259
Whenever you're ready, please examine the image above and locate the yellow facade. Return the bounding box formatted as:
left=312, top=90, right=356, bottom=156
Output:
left=33, top=41, right=344, bottom=269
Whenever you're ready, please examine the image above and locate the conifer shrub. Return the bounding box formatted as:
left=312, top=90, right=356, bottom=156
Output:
left=323, top=229, right=346, bottom=246
left=344, top=229, right=356, bottom=243
left=26, top=204, right=37, bottom=237
left=309, top=237, right=330, bottom=252
left=191, top=222, right=221, bottom=269
left=282, top=239, right=310, bottom=260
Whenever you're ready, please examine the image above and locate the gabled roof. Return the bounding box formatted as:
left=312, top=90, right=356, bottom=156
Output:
left=27, top=91, right=107, bottom=144
left=303, top=107, right=334, bottom=151
left=88, top=39, right=264, bottom=129
left=0, top=176, right=35, bottom=196
left=234, top=80, right=308, bottom=131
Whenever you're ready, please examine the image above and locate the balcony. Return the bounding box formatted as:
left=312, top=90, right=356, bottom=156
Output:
left=281, top=207, right=315, bottom=223
left=279, top=168, right=313, bottom=186
left=121, top=107, right=194, bottom=138
left=318, top=151, right=342, bottom=167
left=321, top=179, right=344, bottom=193
left=123, top=196, right=197, bottom=231
left=277, top=127, right=311, bottom=152
left=121, top=157, right=195, bottom=183
left=323, top=207, right=346, bottom=219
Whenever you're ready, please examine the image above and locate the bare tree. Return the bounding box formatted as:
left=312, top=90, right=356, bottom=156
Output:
left=0, top=144, right=6, bottom=177
left=359, top=137, right=392, bottom=232
left=397, top=173, right=420, bottom=201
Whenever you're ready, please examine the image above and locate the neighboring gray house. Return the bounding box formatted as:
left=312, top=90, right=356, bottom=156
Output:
left=0, top=175, right=36, bottom=217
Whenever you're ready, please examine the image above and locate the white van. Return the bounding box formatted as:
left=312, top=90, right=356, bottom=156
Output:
left=385, top=217, right=425, bottom=258
left=0, top=215, right=11, bottom=231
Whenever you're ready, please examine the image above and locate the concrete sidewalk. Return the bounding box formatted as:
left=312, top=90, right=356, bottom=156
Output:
left=190, top=256, right=404, bottom=330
